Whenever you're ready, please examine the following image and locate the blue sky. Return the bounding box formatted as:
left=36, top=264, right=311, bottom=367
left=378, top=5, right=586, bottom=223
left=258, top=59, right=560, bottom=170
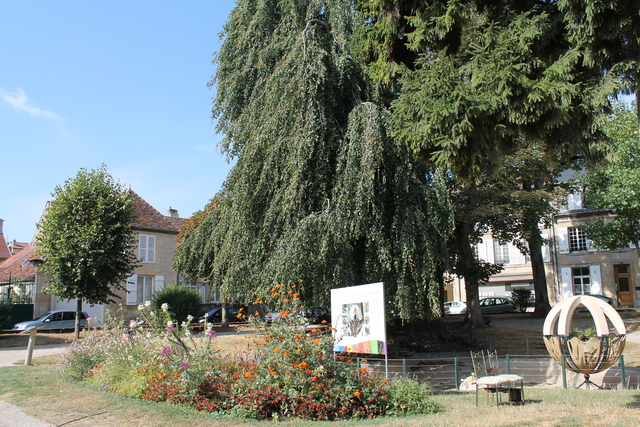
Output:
left=1, top=1, right=236, bottom=243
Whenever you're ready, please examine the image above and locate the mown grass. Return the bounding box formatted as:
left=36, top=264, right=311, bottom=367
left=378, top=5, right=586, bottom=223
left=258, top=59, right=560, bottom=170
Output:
left=1, top=353, right=639, bottom=427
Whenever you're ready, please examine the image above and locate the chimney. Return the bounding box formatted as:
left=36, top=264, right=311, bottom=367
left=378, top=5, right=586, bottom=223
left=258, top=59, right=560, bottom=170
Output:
left=168, top=207, right=179, bottom=218
left=0, top=218, right=3, bottom=234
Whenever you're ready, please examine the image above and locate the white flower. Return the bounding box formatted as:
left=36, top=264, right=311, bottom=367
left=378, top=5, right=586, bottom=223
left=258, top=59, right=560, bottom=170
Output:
left=187, top=315, right=194, bottom=322
left=181, top=321, right=187, bottom=328
left=129, top=319, right=136, bottom=325
left=137, top=305, right=144, bottom=311
left=161, top=303, right=169, bottom=312
left=167, top=321, right=173, bottom=327
left=144, top=301, right=151, bottom=307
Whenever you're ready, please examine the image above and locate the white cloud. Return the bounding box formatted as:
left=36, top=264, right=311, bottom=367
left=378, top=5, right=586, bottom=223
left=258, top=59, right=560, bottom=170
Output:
left=0, top=87, right=62, bottom=120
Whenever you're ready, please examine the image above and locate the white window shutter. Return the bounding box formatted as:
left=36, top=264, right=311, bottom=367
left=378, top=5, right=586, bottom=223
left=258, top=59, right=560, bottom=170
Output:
left=484, top=237, right=495, bottom=263
left=541, top=231, right=551, bottom=262
left=508, top=243, right=524, bottom=265
left=139, top=235, right=147, bottom=261
left=155, top=275, right=164, bottom=292
left=557, top=228, right=569, bottom=254
left=148, top=236, right=156, bottom=263
left=561, top=267, right=572, bottom=299
left=590, top=265, right=602, bottom=295
left=126, top=274, right=138, bottom=305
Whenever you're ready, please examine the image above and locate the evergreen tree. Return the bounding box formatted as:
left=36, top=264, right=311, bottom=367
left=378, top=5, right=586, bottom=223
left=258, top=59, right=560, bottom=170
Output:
left=560, top=0, right=640, bottom=125
left=36, top=166, right=139, bottom=339
left=174, top=0, right=454, bottom=320
left=353, top=0, right=610, bottom=326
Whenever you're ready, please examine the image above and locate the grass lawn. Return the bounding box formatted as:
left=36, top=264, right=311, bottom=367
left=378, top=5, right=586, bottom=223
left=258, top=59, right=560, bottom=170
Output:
left=1, top=352, right=639, bottom=427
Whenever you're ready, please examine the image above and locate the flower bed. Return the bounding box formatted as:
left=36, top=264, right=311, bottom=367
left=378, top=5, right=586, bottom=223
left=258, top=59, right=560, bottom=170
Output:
left=61, top=283, right=438, bottom=420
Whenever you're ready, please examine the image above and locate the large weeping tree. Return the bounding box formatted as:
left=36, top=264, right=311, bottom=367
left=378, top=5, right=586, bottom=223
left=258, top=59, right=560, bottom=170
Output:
left=174, top=0, right=454, bottom=320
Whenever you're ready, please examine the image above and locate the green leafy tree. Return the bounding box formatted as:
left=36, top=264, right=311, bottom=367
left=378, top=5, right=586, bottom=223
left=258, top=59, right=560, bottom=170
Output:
left=36, top=166, right=139, bottom=338
left=353, top=0, right=610, bottom=327
left=582, top=103, right=640, bottom=250
left=560, top=0, right=640, bottom=125
left=174, top=0, right=454, bottom=321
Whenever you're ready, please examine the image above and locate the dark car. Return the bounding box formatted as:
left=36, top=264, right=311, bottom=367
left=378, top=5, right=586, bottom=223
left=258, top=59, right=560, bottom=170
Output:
left=479, top=297, right=516, bottom=314
left=197, top=307, right=247, bottom=325
left=576, top=294, right=614, bottom=311
left=12, top=310, right=91, bottom=331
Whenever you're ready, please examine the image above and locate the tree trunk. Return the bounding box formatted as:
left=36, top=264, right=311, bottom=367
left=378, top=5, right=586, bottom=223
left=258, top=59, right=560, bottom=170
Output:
left=75, top=299, right=83, bottom=340
left=527, top=236, right=551, bottom=317
left=456, top=219, right=486, bottom=329
left=221, top=301, right=229, bottom=327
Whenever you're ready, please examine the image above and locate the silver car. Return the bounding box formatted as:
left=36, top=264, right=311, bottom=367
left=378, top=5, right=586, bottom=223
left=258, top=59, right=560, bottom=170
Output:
left=12, top=310, right=90, bottom=331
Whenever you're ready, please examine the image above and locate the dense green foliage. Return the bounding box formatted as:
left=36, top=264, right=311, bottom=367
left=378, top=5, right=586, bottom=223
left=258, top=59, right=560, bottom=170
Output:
left=510, top=288, right=533, bottom=313
left=150, top=285, right=203, bottom=324
left=352, top=0, right=613, bottom=325
left=35, top=166, right=139, bottom=336
left=560, top=0, right=640, bottom=122
left=175, top=0, right=454, bottom=320
left=583, top=103, right=640, bottom=250
left=0, top=301, right=10, bottom=328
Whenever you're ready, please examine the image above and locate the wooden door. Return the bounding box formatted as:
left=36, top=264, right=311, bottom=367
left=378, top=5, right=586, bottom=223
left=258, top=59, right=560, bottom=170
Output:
left=614, top=264, right=634, bottom=306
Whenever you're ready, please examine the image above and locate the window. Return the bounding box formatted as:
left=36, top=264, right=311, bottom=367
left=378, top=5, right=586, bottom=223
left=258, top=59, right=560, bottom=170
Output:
left=568, top=227, right=588, bottom=252
left=139, top=234, right=156, bottom=263
left=493, top=241, right=510, bottom=264
left=137, top=275, right=154, bottom=304
left=572, top=267, right=591, bottom=295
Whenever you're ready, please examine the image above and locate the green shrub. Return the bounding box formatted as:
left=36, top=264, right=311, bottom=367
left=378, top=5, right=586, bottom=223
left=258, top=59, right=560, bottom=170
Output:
left=151, top=284, right=203, bottom=324
left=510, top=288, right=533, bottom=313
left=385, top=378, right=439, bottom=416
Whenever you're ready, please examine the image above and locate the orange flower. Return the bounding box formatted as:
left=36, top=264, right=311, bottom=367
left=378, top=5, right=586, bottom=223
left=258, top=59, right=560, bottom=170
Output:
left=273, top=348, right=280, bottom=353
left=299, top=362, right=308, bottom=369
left=272, top=292, right=280, bottom=297
left=254, top=312, right=260, bottom=316
left=306, top=369, right=312, bottom=374
left=271, top=371, right=277, bottom=375
left=244, top=372, right=252, bottom=377
left=312, top=376, right=318, bottom=381
left=283, top=299, right=289, bottom=303
left=316, top=355, right=323, bottom=359
left=353, top=391, right=361, bottom=397
left=280, top=311, right=288, bottom=317
left=255, top=298, right=262, bottom=302
left=361, top=359, right=368, bottom=363
left=287, top=290, right=294, bottom=294
left=276, top=284, right=283, bottom=288
left=382, top=379, right=388, bottom=383
left=314, top=338, right=320, bottom=345
left=330, top=327, right=337, bottom=331
left=283, top=350, right=290, bottom=356
left=321, top=320, right=328, bottom=324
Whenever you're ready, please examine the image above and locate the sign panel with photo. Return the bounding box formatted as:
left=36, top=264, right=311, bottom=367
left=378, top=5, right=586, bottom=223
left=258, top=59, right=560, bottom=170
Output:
left=331, top=282, right=386, bottom=355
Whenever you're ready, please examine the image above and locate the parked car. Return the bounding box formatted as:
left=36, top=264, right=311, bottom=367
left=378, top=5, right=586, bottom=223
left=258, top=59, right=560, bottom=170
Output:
left=479, top=297, right=516, bottom=314
left=576, top=294, right=614, bottom=311
left=444, top=301, right=467, bottom=315
left=12, top=310, right=90, bottom=332
left=197, top=307, right=247, bottom=325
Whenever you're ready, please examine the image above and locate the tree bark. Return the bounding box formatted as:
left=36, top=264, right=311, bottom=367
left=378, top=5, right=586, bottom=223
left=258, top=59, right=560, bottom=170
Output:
left=528, top=237, right=551, bottom=317
left=456, top=219, right=486, bottom=329
left=75, top=299, right=83, bottom=340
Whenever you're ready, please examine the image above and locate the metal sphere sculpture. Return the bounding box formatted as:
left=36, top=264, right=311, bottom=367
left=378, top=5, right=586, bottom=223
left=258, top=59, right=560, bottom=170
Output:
left=543, top=295, right=626, bottom=389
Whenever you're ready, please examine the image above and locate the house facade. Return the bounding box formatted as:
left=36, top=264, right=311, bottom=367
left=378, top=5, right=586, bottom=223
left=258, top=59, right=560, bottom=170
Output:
left=446, top=193, right=640, bottom=309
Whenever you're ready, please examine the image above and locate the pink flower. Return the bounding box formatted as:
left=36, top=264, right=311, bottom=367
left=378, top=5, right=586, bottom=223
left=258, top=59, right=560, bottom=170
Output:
left=166, top=326, right=177, bottom=333
left=161, top=347, right=171, bottom=358
left=179, top=362, right=190, bottom=371
left=206, top=329, right=217, bottom=338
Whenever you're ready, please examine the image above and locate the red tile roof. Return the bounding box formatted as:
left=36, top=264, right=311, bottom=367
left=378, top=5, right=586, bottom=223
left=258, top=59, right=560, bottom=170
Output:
left=0, top=244, right=39, bottom=282
left=129, top=191, right=181, bottom=233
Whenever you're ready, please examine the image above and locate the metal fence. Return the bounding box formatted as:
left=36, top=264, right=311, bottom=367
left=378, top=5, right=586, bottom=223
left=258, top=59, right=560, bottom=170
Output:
left=360, top=353, right=639, bottom=391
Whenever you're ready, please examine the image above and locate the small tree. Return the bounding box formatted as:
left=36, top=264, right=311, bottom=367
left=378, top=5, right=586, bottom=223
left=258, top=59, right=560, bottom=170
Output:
left=510, top=288, right=533, bottom=313
left=36, top=165, right=139, bottom=339
left=150, top=284, right=203, bottom=324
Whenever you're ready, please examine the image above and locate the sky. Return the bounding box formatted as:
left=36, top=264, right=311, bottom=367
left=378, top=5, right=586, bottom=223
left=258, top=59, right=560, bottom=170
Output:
left=1, top=1, right=237, bottom=243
